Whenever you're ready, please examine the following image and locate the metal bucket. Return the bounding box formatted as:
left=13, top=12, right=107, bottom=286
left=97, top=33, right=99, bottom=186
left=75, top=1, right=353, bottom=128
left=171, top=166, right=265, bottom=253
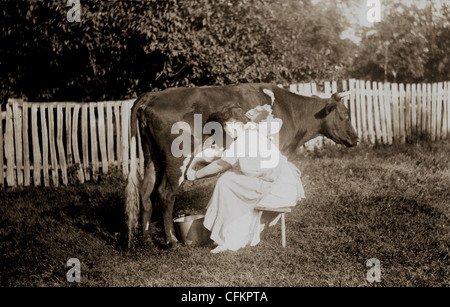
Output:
left=173, top=214, right=211, bottom=246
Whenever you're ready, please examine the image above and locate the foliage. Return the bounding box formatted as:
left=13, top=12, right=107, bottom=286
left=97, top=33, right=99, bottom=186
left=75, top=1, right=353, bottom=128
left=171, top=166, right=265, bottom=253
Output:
left=0, top=0, right=353, bottom=103
left=349, top=2, right=450, bottom=83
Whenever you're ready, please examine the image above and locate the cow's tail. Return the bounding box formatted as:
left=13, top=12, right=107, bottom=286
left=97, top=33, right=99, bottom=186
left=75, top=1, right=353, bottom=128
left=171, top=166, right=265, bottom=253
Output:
left=125, top=102, right=140, bottom=248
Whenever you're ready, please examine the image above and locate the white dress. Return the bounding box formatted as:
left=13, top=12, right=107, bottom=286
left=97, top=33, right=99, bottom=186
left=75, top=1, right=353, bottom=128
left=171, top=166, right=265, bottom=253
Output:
left=203, top=128, right=305, bottom=251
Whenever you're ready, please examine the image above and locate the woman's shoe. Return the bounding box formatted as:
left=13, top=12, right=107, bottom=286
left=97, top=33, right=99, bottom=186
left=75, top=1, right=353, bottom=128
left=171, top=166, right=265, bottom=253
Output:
left=210, top=245, right=228, bottom=254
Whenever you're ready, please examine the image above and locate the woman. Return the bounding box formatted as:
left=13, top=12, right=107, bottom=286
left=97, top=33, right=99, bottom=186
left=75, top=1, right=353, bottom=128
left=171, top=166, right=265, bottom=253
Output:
left=187, top=105, right=305, bottom=253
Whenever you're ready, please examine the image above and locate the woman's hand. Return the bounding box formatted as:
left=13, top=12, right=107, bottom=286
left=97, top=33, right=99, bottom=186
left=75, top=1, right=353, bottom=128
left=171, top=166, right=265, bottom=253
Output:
left=186, top=169, right=197, bottom=181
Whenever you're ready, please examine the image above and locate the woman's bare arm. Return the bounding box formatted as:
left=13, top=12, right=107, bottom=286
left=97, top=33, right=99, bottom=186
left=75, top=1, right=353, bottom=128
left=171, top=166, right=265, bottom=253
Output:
left=193, top=159, right=232, bottom=180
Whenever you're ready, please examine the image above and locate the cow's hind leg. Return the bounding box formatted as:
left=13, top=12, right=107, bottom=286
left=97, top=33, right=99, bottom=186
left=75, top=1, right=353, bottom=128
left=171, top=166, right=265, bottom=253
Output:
left=140, top=159, right=155, bottom=244
left=156, top=175, right=179, bottom=247
left=163, top=191, right=178, bottom=247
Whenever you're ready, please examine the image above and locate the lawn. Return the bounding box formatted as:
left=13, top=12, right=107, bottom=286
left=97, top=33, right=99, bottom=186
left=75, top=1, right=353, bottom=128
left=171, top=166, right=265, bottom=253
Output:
left=1, top=141, right=449, bottom=287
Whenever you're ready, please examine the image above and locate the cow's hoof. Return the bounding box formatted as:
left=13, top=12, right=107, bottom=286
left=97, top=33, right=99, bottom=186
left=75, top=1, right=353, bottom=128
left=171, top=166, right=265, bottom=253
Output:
left=140, top=236, right=154, bottom=248
left=167, top=239, right=180, bottom=249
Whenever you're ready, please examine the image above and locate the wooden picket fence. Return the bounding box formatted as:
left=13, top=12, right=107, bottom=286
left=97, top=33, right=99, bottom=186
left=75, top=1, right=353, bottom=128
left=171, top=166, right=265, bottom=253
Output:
left=291, top=79, right=450, bottom=147
left=0, top=99, right=145, bottom=188
left=1, top=79, right=450, bottom=187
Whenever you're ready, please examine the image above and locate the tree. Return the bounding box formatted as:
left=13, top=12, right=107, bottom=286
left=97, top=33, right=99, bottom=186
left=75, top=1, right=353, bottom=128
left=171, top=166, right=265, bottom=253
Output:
left=349, top=1, right=450, bottom=83
left=0, top=0, right=354, bottom=102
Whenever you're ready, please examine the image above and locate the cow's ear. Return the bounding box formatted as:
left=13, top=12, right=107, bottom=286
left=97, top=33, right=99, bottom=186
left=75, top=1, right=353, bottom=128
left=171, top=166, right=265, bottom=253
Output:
left=325, top=102, right=337, bottom=115
left=315, top=102, right=336, bottom=119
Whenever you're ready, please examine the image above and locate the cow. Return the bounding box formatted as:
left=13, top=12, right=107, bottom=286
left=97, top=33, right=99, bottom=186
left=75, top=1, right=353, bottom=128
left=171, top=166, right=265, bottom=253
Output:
left=125, top=83, right=358, bottom=248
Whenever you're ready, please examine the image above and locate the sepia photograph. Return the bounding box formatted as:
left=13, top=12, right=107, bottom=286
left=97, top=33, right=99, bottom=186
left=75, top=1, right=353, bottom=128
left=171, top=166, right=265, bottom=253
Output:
left=0, top=0, right=449, bottom=294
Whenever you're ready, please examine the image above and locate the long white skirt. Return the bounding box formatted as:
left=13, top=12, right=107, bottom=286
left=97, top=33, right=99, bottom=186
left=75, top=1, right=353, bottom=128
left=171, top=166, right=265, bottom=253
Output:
left=203, top=162, right=304, bottom=251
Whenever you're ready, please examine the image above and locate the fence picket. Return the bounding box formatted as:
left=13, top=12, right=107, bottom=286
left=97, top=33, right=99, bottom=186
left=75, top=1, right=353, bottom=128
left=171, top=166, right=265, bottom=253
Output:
left=40, top=104, right=49, bottom=187
left=81, top=104, right=90, bottom=181
left=72, top=104, right=84, bottom=183
left=106, top=103, right=114, bottom=163
left=89, top=103, right=99, bottom=181
left=377, top=82, right=387, bottom=144
left=0, top=105, right=3, bottom=186
left=6, top=104, right=15, bottom=186
left=366, top=81, right=375, bottom=144
left=342, top=80, right=349, bottom=109
left=420, top=84, right=426, bottom=137
left=349, top=79, right=357, bottom=135
left=391, top=83, right=400, bottom=143
left=12, top=101, right=23, bottom=186
left=31, top=104, right=41, bottom=186
left=399, top=83, right=406, bottom=143
left=47, top=105, right=59, bottom=186
left=97, top=102, right=108, bottom=173
left=114, top=103, right=123, bottom=169
left=372, top=82, right=382, bottom=144
left=445, top=81, right=450, bottom=135
left=436, top=82, right=443, bottom=140
left=57, top=105, right=68, bottom=185
left=360, top=81, right=368, bottom=142
left=411, top=84, right=417, bottom=138
left=355, top=80, right=362, bottom=141
left=121, top=102, right=129, bottom=175
left=405, top=84, right=411, bottom=142
left=426, top=83, right=432, bottom=138
left=22, top=102, right=30, bottom=186
left=66, top=105, right=72, bottom=164
left=384, top=83, right=393, bottom=144
left=443, top=81, right=448, bottom=138
left=324, top=81, right=331, bottom=96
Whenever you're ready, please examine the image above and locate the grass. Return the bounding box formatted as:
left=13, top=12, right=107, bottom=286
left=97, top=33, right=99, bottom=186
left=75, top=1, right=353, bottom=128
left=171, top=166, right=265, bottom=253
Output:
left=1, top=141, right=449, bottom=287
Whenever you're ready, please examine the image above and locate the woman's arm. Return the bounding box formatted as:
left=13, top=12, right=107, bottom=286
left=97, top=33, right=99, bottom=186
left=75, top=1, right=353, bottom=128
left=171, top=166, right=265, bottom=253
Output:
left=187, top=159, right=232, bottom=180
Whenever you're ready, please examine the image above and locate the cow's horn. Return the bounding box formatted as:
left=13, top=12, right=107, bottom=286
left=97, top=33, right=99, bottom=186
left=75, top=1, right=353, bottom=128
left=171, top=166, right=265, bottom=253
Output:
left=336, top=91, right=351, bottom=99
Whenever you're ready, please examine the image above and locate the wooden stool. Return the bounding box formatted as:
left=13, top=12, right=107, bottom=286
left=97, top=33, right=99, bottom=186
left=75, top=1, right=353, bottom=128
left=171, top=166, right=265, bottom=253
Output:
left=255, top=206, right=292, bottom=248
